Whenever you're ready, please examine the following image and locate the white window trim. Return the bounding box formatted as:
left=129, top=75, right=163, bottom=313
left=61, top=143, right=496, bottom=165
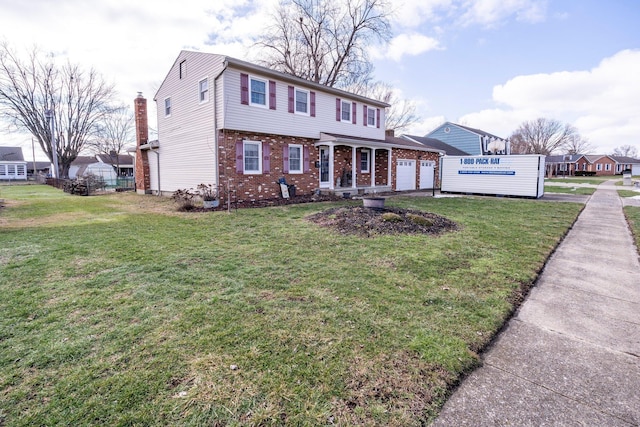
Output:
left=164, top=97, right=171, bottom=117
left=288, top=144, right=303, bottom=174
left=295, top=87, right=310, bottom=116
left=596, top=164, right=602, bottom=171
left=341, top=100, right=351, bottom=123
left=366, top=106, right=376, bottom=127
left=605, top=163, right=611, bottom=171
left=249, top=75, right=268, bottom=108
left=243, top=140, right=262, bottom=174
left=199, top=78, right=209, bottom=103
left=360, top=149, right=370, bottom=173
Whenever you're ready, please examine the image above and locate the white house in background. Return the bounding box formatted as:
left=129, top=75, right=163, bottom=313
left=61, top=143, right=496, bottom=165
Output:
left=425, top=122, right=510, bottom=156
left=0, top=146, right=28, bottom=181
left=134, top=51, right=442, bottom=200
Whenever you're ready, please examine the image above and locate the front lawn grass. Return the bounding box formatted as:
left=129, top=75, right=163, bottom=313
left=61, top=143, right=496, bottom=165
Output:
left=544, top=185, right=596, bottom=195
left=0, top=185, right=583, bottom=426
left=624, top=206, right=640, bottom=249
left=617, top=189, right=640, bottom=198
left=546, top=176, right=616, bottom=185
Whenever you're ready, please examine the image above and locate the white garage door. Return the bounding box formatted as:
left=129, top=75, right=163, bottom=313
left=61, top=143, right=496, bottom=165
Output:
left=633, top=164, right=640, bottom=176
left=396, top=159, right=416, bottom=191
left=419, top=160, right=435, bottom=189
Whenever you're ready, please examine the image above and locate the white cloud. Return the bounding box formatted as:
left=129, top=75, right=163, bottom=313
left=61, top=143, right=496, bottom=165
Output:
left=457, top=50, right=640, bottom=153
left=375, top=33, right=442, bottom=61
left=458, top=0, right=548, bottom=28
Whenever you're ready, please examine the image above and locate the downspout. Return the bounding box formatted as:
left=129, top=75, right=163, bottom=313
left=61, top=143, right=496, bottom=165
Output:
left=151, top=148, right=161, bottom=196
left=213, top=61, right=228, bottom=205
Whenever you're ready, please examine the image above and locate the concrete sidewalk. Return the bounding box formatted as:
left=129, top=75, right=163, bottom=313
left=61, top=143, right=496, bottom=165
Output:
left=432, top=184, right=640, bottom=426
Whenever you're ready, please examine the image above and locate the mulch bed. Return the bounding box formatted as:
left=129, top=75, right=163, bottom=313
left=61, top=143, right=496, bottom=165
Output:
left=178, top=193, right=343, bottom=212
left=306, top=206, right=459, bottom=237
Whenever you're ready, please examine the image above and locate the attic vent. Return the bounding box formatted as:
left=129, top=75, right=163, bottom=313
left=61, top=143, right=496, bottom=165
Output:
left=444, top=127, right=450, bottom=133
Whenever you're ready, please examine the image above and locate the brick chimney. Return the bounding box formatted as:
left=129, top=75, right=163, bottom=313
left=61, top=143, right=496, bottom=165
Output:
left=134, top=92, right=151, bottom=194
left=385, top=129, right=395, bottom=138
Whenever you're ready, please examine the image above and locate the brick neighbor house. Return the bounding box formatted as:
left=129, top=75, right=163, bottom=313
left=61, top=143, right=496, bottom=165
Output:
left=134, top=51, right=441, bottom=202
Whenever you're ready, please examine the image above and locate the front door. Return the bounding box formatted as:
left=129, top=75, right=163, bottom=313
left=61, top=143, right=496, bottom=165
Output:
left=320, top=147, right=330, bottom=187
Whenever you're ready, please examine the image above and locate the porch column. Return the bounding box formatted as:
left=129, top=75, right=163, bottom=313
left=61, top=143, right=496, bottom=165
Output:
left=370, top=148, right=376, bottom=187
left=329, top=145, right=335, bottom=190
left=351, top=146, right=357, bottom=189
left=387, top=149, right=392, bottom=189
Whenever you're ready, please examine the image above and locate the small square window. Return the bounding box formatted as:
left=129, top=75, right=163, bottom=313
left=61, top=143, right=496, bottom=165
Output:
left=341, top=101, right=351, bottom=122
left=244, top=141, right=262, bottom=174
left=367, top=107, right=376, bottom=126
left=199, top=78, right=208, bottom=103
left=250, top=77, right=267, bottom=106
left=164, top=97, right=171, bottom=116
left=295, top=89, right=308, bottom=114
left=289, top=144, right=302, bottom=173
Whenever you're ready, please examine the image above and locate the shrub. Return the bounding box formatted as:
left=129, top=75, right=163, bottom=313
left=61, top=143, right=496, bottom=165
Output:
left=172, top=188, right=197, bottom=211
left=407, top=213, right=433, bottom=227
left=381, top=212, right=403, bottom=222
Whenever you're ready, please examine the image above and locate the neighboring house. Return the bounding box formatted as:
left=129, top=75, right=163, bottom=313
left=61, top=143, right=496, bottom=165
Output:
left=0, top=146, right=28, bottom=181
left=546, top=154, right=640, bottom=176
left=69, top=156, right=99, bottom=179
left=425, top=122, right=510, bottom=156
left=96, top=153, right=134, bottom=177
left=135, top=51, right=441, bottom=200
left=401, top=135, right=470, bottom=156
left=545, top=154, right=583, bottom=177
left=26, top=161, right=52, bottom=177
left=610, top=156, right=640, bottom=175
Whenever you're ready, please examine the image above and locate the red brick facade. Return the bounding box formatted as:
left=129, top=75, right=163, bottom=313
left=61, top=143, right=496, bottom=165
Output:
left=391, top=148, right=441, bottom=189
left=218, top=129, right=320, bottom=203
left=134, top=94, right=151, bottom=194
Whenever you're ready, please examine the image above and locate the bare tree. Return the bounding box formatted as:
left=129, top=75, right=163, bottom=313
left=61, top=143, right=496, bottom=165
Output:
left=509, top=118, right=578, bottom=155
left=256, top=0, right=391, bottom=89
left=563, top=134, right=594, bottom=155
left=0, top=42, right=115, bottom=178
left=87, top=105, right=134, bottom=174
left=612, top=144, right=638, bottom=158
left=351, top=81, right=418, bottom=133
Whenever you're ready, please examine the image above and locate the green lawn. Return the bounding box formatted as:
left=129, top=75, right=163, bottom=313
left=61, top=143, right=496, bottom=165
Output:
left=625, top=206, right=640, bottom=249
left=0, top=185, right=583, bottom=426
left=617, top=189, right=640, bottom=198
left=546, top=176, right=619, bottom=185
left=544, top=186, right=596, bottom=195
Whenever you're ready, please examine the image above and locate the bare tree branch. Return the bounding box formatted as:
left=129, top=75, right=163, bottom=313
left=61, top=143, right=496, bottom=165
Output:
left=0, top=42, right=115, bottom=177
left=612, top=144, right=638, bottom=158
left=509, top=118, right=578, bottom=155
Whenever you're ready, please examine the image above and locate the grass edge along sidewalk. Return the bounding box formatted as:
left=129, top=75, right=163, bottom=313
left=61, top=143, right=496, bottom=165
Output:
left=0, top=185, right=584, bottom=426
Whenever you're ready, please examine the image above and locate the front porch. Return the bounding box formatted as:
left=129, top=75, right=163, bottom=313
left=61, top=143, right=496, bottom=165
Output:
left=315, top=133, right=393, bottom=196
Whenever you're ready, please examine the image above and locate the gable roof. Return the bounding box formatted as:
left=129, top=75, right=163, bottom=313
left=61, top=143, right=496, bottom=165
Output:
left=157, top=51, right=389, bottom=109
left=610, top=156, right=640, bottom=164
left=402, top=135, right=469, bottom=156
left=96, top=153, right=134, bottom=165
left=431, top=122, right=506, bottom=141
left=70, top=156, right=99, bottom=166
left=0, top=146, right=25, bottom=161
left=545, top=154, right=584, bottom=163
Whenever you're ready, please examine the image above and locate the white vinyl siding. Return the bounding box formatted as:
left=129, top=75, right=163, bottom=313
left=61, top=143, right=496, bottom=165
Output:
left=154, top=51, right=224, bottom=193
left=223, top=67, right=386, bottom=140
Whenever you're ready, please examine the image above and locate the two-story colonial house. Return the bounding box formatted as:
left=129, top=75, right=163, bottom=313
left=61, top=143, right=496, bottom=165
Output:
left=135, top=51, right=441, bottom=202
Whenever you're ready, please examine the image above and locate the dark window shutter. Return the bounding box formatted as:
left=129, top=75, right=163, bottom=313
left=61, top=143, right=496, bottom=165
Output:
left=310, top=91, right=316, bottom=117
left=376, top=108, right=380, bottom=128
left=288, top=86, right=294, bottom=113
left=262, top=142, right=270, bottom=174
left=336, top=98, right=341, bottom=121
left=303, top=146, right=310, bottom=173
left=236, top=140, right=244, bottom=174
left=269, top=80, right=276, bottom=110
left=240, top=74, right=249, bottom=105
left=352, top=102, right=356, bottom=124
left=282, top=144, right=289, bottom=173
left=356, top=150, right=362, bottom=173
left=363, top=105, right=367, bottom=126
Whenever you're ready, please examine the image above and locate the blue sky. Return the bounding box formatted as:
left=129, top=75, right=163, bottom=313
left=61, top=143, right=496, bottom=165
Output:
left=0, top=0, right=638, bottom=159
